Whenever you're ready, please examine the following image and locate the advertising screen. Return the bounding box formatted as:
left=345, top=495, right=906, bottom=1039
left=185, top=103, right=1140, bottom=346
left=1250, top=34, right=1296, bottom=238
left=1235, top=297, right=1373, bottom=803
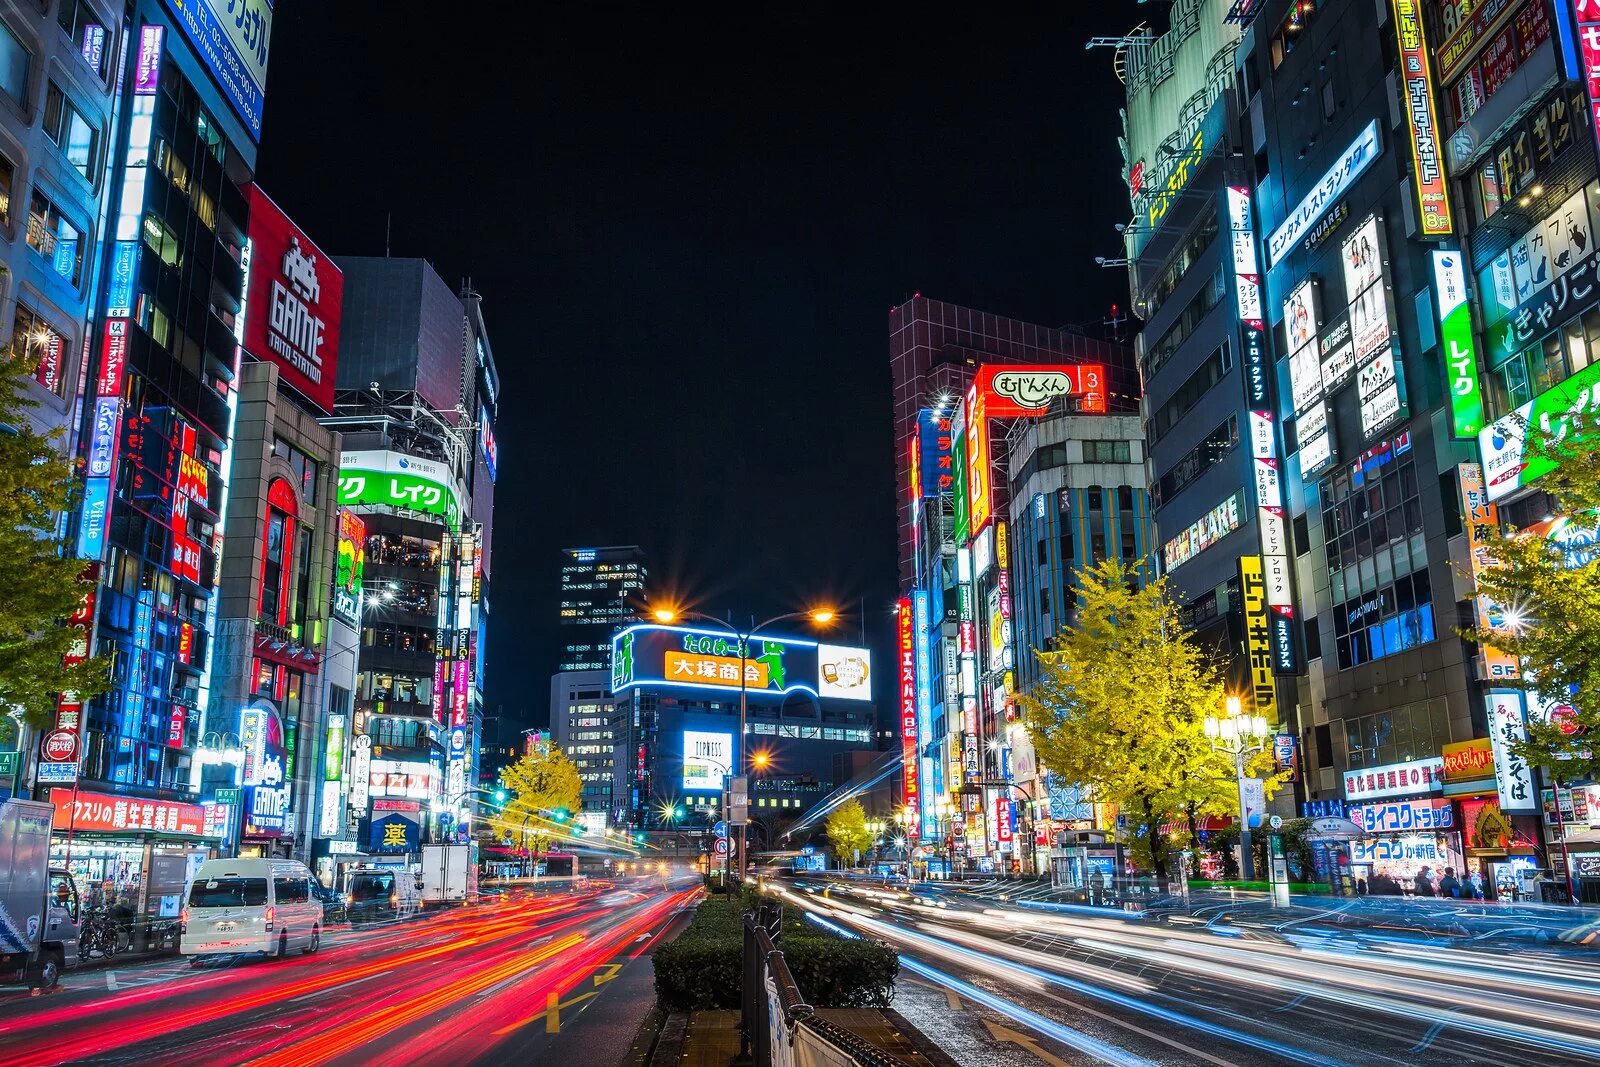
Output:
left=971, top=364, right=1108, bottom=416
left=683, top=731, right=733, bottom=791
left=244, top=185, right=342, bottom=414
left=332, top=509, right=365, bottom=624
left=612, top=624, right=871, bottom=703
left=817, top=644, right=872, bottom=701
left=337, top=449, right=463, bottom=529
left=164, top=0, right=274, bottom=140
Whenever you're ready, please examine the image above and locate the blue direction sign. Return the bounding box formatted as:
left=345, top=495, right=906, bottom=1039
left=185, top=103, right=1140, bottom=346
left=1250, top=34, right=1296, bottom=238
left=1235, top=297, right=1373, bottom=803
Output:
left=714, top=820, right=728, bottom=839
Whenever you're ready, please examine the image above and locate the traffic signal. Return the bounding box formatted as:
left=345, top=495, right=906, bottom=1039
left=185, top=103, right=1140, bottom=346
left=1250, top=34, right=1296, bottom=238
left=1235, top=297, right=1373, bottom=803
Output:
left=551, top=808, right=569, bottom=822
left=494, top=788, right=508, bottom=803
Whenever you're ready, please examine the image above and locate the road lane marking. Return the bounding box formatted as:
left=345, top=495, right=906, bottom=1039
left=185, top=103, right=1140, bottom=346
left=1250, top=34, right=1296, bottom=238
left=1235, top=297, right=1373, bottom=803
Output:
left=592, top=963, right=623, bottom=987
left=492, top=988, right=600, bottom=1036
left=984, top=1019, right=1074, bottom=1067
left=289, top=970, right=385, bottom=1003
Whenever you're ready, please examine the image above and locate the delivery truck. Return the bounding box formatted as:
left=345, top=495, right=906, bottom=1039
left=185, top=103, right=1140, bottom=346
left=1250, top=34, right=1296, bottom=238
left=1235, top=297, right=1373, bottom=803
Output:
left=0, top=798, right=83, bottom=989
left=417, top=843, right=477, bottom=904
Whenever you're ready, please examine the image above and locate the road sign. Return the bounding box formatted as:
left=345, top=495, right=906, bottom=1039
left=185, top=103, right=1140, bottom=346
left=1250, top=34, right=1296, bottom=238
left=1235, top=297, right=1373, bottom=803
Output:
left=713, top=820, right=728, bottom=839
left=0, top=751, right=17, bottom=777
left=714, top=838, right=729, bottom=856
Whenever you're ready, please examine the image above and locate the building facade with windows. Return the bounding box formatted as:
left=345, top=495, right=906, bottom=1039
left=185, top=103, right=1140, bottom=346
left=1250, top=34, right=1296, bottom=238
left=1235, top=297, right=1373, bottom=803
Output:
left=0, top=2, right=118, bottom=441
left=547, top=670, right=625, bottom=826
left=557, top=545, right=646, bottom=672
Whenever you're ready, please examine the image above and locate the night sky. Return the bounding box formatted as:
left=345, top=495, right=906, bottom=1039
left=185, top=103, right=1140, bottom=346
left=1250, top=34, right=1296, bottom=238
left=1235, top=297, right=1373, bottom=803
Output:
left=255, top=3, right=1155, bottom=728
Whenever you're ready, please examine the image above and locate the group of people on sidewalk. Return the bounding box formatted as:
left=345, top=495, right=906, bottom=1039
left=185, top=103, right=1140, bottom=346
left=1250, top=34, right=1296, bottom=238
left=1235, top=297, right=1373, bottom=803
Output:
left=1359, top=865, right=1485, bottom=900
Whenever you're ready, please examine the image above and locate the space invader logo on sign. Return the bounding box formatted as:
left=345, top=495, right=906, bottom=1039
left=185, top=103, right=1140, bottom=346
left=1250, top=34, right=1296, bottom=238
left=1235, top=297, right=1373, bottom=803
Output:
left=244, top=185, right=342, bottom=414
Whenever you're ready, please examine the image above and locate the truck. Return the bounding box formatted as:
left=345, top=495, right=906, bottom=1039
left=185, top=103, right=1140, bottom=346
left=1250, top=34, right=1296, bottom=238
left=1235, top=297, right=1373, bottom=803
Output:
left=0, top=798, right=82, bottom=989
left=417, top=843, right=477, bottom=904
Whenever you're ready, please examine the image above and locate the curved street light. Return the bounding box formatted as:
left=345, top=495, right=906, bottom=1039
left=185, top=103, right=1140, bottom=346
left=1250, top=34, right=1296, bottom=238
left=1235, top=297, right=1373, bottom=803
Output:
left=647, top=605, right=837, bottom=886
left=1204, top=695, right=1272, bottom=881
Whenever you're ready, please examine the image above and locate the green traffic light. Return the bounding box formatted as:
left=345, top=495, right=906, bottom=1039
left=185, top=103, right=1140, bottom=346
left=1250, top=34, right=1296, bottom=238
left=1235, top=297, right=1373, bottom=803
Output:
left=552, top=808, right=568, bottom=822
left=494, top=789, right=507, bottom=803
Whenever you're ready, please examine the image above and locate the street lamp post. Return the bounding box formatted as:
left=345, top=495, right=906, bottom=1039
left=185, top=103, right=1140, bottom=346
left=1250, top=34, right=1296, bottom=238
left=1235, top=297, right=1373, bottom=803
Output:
left=652, top=605, right=835, bottom=888
left=1204, top=696, right=1271, bottom=882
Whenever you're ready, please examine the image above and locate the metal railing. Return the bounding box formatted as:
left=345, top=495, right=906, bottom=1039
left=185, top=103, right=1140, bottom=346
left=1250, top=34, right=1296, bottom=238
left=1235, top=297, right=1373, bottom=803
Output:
left=741, top=903, right=911, bottom=1067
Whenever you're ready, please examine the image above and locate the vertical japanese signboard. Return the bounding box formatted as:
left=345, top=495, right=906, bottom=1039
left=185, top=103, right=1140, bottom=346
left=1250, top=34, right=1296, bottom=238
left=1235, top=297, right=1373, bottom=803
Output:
left=1574, top=1, right=1600, bottom=160
left=1392, top=0, right=1453, bottom=236
left=1229, top=186, right=1269, bottom=407
left=1239, top=556, right=1279, bottom=724
left=1432, top=251, right=1484, bottom=437
left=1457, top=463, right=1520, bottom=682
left=1487, top=691, right=1535, bottom=810
left=898, top=597, right=920, bottom=839
left=964, top=383, right=992, bottom=536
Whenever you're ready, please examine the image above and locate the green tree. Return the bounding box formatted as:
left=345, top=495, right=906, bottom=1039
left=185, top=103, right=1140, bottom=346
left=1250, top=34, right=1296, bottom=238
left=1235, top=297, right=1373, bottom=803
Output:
left=825, top=798, right=874, bottom=868
left=1018, top=560, right=1279, bottom=885
left=0, top=356, right=108, bottom=730
left=1470, top=427, right=1600, bottom=783
left=488, top=744, right=583, bottom=854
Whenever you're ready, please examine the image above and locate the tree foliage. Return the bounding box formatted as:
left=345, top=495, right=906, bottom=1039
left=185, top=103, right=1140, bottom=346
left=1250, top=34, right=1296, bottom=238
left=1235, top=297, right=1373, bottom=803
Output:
left=487, top=744, right=583, bottom=849
left=1470, top=426, right=1600, bottom=782
left=1018, top=560, right=1280, bottom=881
left=825, top=798, right=874, bottom=865
left=0, top=357, right=109, bottom=729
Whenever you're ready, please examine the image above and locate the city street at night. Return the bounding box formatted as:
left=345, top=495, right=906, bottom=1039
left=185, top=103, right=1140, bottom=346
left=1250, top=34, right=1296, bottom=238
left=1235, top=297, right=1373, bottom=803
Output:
left=0, top=879, right=697, bottom=1067
left=777, top=876, right=1600, bottom=1066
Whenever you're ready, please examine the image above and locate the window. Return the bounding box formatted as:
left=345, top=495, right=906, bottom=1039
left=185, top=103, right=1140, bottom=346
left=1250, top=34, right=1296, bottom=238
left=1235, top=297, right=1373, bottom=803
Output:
left=0, top=149, right=14, bottom=227
left=273, top=437, right=320, bottom=501
left=1489, top=308, right=1600, bottom=419
left=43, top=82, right=99, bottom=182
left=1084, top=440, right=1132, bottom=464
left=273, top=877, right=309, bottom=904
left=142, top=214, right=182, bottom=270
left=1142, top=209, right=1220, bottom=321
left=26, top=191, right=84, bottom=286
left=1332, top=570, right=1436, bottom=670
left=188, top=878, right=268, bottom=908
left=0, top=18, right=31, bottom=108
left=136, top=292, right=172, bottom=350
left=1155, top=416, right=1238, bottom=505
left=57, top=0, right=109, bottom=80
left=10, top=304, right=65, bottom=396
left=1142, top=269, right=1227, bottom=377
left=1150, top=342, right=1232, bottom=437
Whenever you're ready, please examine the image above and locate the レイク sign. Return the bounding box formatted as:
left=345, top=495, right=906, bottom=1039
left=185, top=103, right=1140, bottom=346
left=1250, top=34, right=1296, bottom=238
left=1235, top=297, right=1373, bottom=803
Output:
left=1432, top=252, right=1484, bottom=437
left=244, top=186, right=342, bottom=414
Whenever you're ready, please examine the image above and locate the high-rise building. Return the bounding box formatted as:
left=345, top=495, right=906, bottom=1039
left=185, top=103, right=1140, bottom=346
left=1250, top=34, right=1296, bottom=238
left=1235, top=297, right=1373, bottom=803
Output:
left=547, top=669, right=625, bottom=827
left=43, top=3, right=280, bottom=907
left=329, top=258, right=499, bottom=863
left=0, top=4, right=118, bottom=443
left=557, top=545, right=646, bottom=672
left=888, top=296, right=1135, bottom=585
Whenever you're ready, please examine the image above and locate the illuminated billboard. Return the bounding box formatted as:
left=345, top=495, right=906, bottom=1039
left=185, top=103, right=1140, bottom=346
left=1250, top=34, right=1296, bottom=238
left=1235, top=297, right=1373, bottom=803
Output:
left=683, top=730, right=733, bottom=791
left=332, top=509, right=365, bottom=624
left=611, top=624, right=871, bottom=702
left=1390, top=0, right=1452, bottom=237
left=244, top=186, right=342, bottom=414
left=337, top=449, right=462, bottom=529
left=164, top=0, right=274, bottom=140
left=971, top=364, right=1108, bottom=416
left=817, top=644, right=872, bottom=702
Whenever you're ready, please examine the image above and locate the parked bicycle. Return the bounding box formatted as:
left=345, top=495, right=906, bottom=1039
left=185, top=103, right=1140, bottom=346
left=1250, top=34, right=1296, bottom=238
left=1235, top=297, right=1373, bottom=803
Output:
left=78, top=907, right=132, bottom=959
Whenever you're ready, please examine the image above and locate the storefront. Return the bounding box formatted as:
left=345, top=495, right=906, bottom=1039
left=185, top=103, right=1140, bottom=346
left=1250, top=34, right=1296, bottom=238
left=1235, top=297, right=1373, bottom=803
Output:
left=1342, top=757, right=1458, bottom=892
left=47, top=788, right=217, bottom=949
left=1442, top=738, right=1542, bottom=899
left=1540, top=784, right=1600, bottom=904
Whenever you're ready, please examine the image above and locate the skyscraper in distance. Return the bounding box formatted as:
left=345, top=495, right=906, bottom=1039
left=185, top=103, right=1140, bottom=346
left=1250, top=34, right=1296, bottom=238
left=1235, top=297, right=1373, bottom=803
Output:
left=558, top=546, right=647, bottom=672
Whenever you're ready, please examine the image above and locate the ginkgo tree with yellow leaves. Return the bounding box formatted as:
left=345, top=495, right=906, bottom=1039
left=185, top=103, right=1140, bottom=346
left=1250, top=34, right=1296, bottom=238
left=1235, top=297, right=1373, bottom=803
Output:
left=486, top=744, right=583, bottom=859
left=1017, top=560, right=1282, bottom=885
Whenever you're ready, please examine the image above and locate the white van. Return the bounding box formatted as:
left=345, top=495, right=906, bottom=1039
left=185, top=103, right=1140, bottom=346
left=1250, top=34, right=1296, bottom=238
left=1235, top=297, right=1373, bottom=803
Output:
left=181, top=859, right=324, bottom=960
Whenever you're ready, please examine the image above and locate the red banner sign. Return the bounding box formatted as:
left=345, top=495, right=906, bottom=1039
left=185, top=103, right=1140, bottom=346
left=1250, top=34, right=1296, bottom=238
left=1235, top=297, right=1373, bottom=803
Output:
left=49, top=788, right=207, bottom=836
left=972, top=364, right=1107, bottom=417
left=244, top=186, right=343, bottom=414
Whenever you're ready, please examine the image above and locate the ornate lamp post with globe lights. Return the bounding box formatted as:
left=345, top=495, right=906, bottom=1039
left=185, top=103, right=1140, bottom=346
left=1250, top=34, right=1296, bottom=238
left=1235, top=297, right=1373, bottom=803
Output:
left=1204, top=696, right=1271, bottom=881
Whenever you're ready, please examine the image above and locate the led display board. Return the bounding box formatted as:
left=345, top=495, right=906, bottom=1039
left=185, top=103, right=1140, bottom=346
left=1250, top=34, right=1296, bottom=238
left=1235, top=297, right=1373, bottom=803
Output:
left=337, top=450, right=462, bottom=529
left=332, top=509, right=366, bottom=624
left=611, top=624, right=871, bottom=701
left=244, top=186, right=342, bottom=414
left=1391, top=0, right=1452, bottom=237
left=682, top=730, right=734, bottom=791
left=1431, top=251, right=1485, bottom=438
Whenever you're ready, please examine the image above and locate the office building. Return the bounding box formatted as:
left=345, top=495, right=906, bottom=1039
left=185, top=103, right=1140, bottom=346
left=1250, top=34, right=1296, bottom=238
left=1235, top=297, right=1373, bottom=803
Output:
left=548, top=669, right=625, bottom=828
left=558, top=545, right=646, bottom=671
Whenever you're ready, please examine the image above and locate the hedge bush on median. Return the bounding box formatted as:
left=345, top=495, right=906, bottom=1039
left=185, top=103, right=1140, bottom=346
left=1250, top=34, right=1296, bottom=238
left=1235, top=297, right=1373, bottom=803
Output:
left=652, top=887, right=897, bottom=1010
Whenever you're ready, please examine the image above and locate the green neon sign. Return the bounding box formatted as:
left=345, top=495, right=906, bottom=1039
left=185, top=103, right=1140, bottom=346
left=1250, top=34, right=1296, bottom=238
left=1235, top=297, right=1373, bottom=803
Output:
left=1432, top=251, right=1484, bottom=439
left=337, top=469, right=461, bottom=529
left=952, top=423, right=969, bottom=544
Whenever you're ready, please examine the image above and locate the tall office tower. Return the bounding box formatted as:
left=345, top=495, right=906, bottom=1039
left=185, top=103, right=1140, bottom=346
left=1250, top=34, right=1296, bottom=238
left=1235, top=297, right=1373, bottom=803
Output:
left=557, top=545, right=646, bottom=672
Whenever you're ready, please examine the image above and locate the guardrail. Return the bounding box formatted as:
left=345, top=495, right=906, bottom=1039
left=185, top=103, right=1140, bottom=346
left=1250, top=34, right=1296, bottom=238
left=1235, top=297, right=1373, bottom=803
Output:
left=741, top=902, right=910, bottom=1067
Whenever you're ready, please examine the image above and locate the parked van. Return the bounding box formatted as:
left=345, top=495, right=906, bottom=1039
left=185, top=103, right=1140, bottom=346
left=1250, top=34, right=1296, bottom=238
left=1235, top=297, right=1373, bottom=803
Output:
left=181, top=859, right=323, bottom=961
left=345, top=868, right=422, bottom=927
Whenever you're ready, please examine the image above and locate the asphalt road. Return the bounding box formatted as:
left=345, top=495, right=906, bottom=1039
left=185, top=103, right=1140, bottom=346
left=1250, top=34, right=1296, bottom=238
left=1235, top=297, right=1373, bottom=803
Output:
left=774, top=876, right=1600, bottom=1067
left=0, top=876, right=699, bottom=1067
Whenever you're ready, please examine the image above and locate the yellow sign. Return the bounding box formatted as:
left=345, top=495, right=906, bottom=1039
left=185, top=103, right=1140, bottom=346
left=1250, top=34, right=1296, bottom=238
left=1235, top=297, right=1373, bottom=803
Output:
left=965, top=383, right=992, bottom=535
left=1238, top=556, right=1279, bottom=724
left=663, top=651, right=768, bottom=689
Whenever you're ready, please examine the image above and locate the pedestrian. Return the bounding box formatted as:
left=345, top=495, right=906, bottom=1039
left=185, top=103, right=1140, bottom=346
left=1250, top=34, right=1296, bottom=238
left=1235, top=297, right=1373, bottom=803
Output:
left=1469, top=870, right=1486, bottom=901
left=1438, top=867, right=1462, bottom=899
left=1413, top=866, right=1438, bottom=897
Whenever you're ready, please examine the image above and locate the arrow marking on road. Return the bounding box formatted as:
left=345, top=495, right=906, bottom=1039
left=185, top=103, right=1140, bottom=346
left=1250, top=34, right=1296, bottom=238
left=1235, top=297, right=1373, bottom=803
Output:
left=944, top=987, right=962, bottom=1010
left=592, top=963, right=623, bottom=987
left=492, top=988, right=600, bottom=1036
left=983, top=1019, right=1072, bottom=1067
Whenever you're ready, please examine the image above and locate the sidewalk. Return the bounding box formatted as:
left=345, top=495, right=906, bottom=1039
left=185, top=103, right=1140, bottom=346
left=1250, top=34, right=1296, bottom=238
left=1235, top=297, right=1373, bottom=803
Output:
left=650, top=1008, right=957, bottom=1067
